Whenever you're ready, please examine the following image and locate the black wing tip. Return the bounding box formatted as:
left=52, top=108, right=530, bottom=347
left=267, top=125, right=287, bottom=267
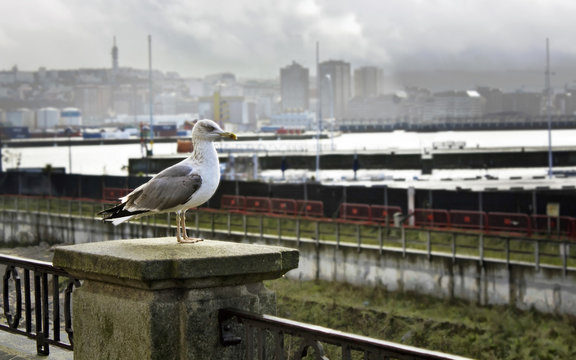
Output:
left=98, top=203, right=148, bottom=221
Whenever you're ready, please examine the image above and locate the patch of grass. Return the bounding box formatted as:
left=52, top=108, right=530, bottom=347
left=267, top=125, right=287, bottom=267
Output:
left=266, top=278, right=576, bottom=360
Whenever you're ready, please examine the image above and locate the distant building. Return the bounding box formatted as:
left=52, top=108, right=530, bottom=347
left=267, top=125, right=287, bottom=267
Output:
left=203, top=73, right=242, bottom=97
left=198, top=94, right=252, bottom=132
left=345, top=94, right=408, bottom=120
left=354, top=66, right=383, bottom=98
left=429, top=90, right=485, bottom=120
left=280, top=61, right=309, bottom=111
left=502, top=91, right=542, bottom=117
left=476, top=87, right=504, bottom=115
left=555, top=90, right=576, bottom=115
left=73, top=85, right=112, bottom=125
left=267, top=111, right=315, bottom=131
left=319, top=60, right=351, bottom=121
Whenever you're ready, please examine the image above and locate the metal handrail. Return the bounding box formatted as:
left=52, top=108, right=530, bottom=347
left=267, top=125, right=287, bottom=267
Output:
left=0, top=254, right=80, bottom=355
left=219, top=308, right=472, bottom=360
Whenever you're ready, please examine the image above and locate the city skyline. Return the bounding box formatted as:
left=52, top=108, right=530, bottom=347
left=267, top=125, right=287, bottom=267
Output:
left=2, top=0, right=576, bottom=80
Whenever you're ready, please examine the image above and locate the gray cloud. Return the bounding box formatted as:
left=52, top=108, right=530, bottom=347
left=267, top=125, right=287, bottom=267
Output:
left=1, top=0, right=575, bottom=78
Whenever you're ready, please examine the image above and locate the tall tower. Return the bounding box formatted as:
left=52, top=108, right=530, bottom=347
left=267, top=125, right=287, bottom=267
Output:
left=280, top=61, right=309, bottom=111
left=109, top=37, right=119, bottom=116
left=111, top=36, right=119, bottom=72
left=319, top=60, right=351, bottom=119
left=354, top=66, right=383, bottom=98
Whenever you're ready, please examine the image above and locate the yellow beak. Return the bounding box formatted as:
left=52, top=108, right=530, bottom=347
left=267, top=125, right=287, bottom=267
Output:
left=220, top=132, right=237, bottom=140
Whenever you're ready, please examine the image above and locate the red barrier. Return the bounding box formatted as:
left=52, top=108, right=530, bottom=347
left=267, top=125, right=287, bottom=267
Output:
left=296, top=200, right=324, bottom=217
left=244, top=196, right=272, bottom=213
left=338, top=203, right=371, bottom=221
left=220, top=195, right=246, bottom=211
left=102, top=187, right=133, bottom=201
left=531, top=215, right=574, bottom=237
left=413, top=209, right=450, bottom=227
left=487, top=212, right=532, bottom=235
left=370, top=205, right=402, bottom=224
left=271, top=198, right=298, bottom=215
left=450, top=210, right=488, bottom=230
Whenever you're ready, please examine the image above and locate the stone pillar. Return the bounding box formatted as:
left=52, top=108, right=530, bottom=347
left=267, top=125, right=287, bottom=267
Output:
left=53, top=238, right=299, bottom=360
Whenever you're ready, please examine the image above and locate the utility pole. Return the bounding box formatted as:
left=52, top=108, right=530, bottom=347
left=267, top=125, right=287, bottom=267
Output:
left=315, top=41, right=321, bottom=182
left=545, top=38, right=553, bottom=178
left=148, top=34, right=154, bottom=156
left=0, top=130, right=3, bottom=173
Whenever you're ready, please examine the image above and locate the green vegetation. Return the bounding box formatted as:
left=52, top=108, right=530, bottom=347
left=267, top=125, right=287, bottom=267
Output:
left=266, top=278, right=576, bottom=360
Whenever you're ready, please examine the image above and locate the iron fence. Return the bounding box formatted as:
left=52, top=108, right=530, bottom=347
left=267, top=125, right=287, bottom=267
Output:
left=195, top=210, right=576, bottom=273
left=219, top=308, right=471, bottom=360
left=1, top=194, right=575, bottom=273
left=0, top=253, right=80, bottom=355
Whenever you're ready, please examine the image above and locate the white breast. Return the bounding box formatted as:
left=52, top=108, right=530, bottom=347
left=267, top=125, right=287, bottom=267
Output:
left=184, top=142, right=221, bottom=208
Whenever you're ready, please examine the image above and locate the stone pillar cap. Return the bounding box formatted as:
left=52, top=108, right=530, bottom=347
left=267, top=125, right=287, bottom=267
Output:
left=53, top=238, right=299, bottom=290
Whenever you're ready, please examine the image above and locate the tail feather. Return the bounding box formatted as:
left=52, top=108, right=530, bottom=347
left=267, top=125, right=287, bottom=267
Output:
left=99, top=203, right=148, bottom=225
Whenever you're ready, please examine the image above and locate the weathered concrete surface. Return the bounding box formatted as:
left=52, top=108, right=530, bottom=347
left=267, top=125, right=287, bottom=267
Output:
left=53, top=238, right=298, bottom=289
left=53, top=238, right=299, bottom=360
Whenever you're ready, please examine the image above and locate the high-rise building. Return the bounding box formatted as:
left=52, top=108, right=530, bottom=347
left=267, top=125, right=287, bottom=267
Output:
left=319, top=60, right=351, bottom=120
left=280, top=61, right=309, bottom=111
left=354, top=66, right=383, bottom=98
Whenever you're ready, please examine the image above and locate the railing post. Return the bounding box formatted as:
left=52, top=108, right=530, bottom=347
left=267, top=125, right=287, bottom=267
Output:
left=426, top=230, right=431, bottom=260
left=259, top=215, right=264, bottom=241
left=534, top=239, right=540, bottom=271
left=166, top=213, right=171, bottom=236
left=401, top=226, right=406, bottom=258
left=451, top=233, right=456, bottom=263
left=277, top=217, right=281, bottom=243
left=378, top=225, right=383, bottom=255
left=296, top=217, right=301, bottom=246
left=211, top=212, right=216, bottom=237
left=505, top=238, right=510, bottom=268
left=356, top=224, right=361, bottom=253
left=53, top=238, right=299, bottom=360
left=227, top=212, right=232, bottom=236
left=335, top=222, right=340, bottom=249
left=479, top=232, right=484, bottom=267
left=562, top=241, right=567, bottom=278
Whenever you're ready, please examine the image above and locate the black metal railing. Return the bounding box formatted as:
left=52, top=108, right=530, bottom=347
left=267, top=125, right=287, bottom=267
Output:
left=219, top=308, right=471, bottom=360
left=0, top=254, right=80, bottom=355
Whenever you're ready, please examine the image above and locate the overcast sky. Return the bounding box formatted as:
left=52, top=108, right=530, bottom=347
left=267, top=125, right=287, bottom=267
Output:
left=1, top=0, right=575, bottom=79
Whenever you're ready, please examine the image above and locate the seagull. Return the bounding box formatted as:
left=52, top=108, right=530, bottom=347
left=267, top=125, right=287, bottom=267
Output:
left=98, top=119, right=237, bottom=243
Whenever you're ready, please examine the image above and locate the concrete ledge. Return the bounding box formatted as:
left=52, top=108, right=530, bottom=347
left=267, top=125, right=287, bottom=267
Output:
left=53, top=237, right=299, bottom=290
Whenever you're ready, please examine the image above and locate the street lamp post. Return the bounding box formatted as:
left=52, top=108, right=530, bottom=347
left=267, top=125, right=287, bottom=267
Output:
left=545, top=38, right=553, bottom=178
left=315, top=41, right=321, bottom=182
left=325, top=74, right=334, bottom=151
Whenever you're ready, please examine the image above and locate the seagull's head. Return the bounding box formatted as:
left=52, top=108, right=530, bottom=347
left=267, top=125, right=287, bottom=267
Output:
left=192, top=119, right=237, bottom=141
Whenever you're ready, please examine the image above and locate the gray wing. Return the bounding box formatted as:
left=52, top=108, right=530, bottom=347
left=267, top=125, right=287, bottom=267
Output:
left=124, top=164, right=202, bottom=211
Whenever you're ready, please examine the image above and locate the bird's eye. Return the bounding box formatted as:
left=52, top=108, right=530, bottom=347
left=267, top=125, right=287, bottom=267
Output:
left=204, top=124, right=215, bottom=131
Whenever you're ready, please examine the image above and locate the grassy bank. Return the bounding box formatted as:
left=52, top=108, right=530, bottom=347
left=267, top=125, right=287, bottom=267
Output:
left=266, top=278, right=576, bottom=360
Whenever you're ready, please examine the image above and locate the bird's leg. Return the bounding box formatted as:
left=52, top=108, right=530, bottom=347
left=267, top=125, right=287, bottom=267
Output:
left=181, top=210, right=189, bottom=239
left=175, top=211, right=183, bottom=243
left=178, top=210, right=203, bottom=244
